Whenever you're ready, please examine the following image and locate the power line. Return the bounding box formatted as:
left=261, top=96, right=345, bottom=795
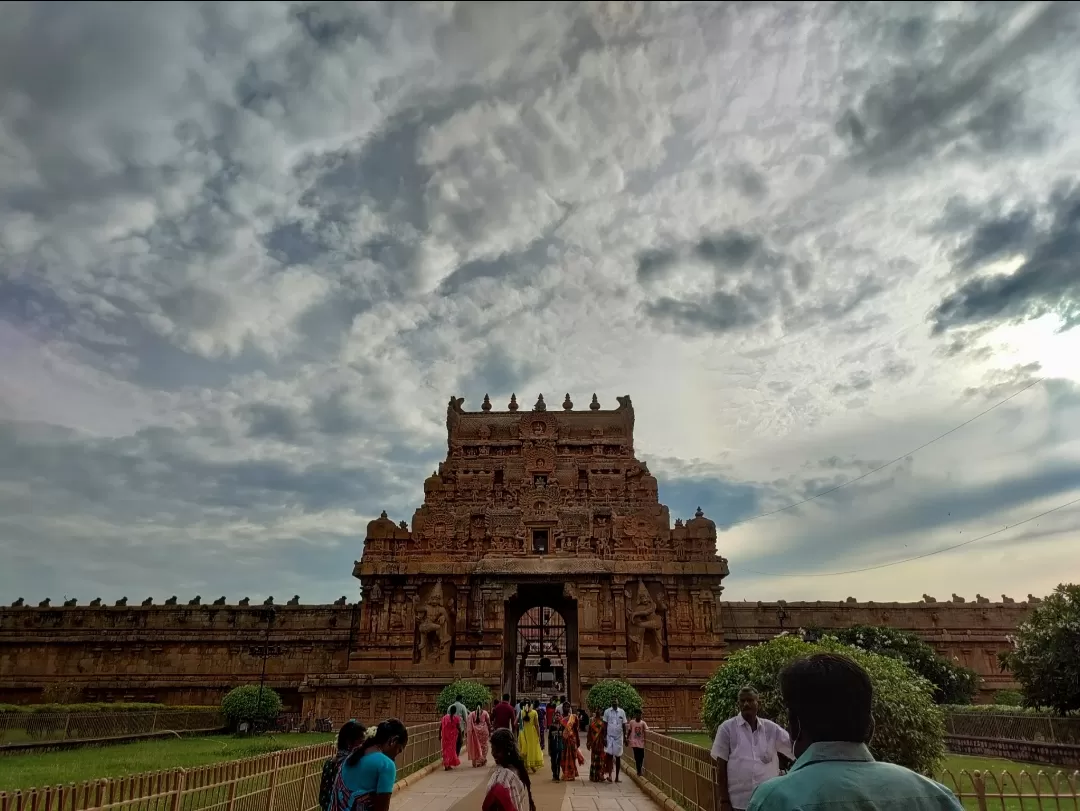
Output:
left=720, top=375, right=1046, bottom=531
left=743, top=493, right=1080, bottom=578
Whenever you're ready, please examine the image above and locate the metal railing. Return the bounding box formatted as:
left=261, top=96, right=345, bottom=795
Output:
left=945, top=711, right=1080, bottom=745
left=0, top=722, right=440, bottom=811
left=640, top=731, right=1080, bottom=811
left=939, top=767, right=1080, bottom=809
left=620, top=731, right=719, bottom=811
left=0, top=711, right=224, bottom=748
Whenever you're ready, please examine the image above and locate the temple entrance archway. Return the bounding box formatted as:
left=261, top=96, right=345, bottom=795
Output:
left=503, top=585, right=579, bottom=705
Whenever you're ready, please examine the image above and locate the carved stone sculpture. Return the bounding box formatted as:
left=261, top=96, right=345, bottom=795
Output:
left=11, top=598, right=24, bottom=607
left=115, top=597, right=127, bottom=607
left=239, top=597, right=250, bottom=606
left=334, top=596, right=347, bottom=606
left=1002, top=594, right=1015, bottom=604
left=264, top=596, right=275, bottom=606
left=416, top=581, right=452, bottom=663
left=39, top=598, right=51, bottom=607
left=1027, top=594, right=1042, bottom=604
left=287, top=595, right=300, bottom=606
left=922, top=594, right=937, bottom=603
left=188, top=596, right=201, bottom=606
left=976, top=594, right=990, bottom=604
left=213, top=596, right=226, bottom=606
left=627, top=581, right=665, bottom=662
left=142, top=597, right=153, bottom=606
left=90, top=598, right=102, bottom=607
left=64, top=598, right=77, bottom=607
left=165, top=596, right=178, bottom=606
left=951, top=594, right=965, bottom=603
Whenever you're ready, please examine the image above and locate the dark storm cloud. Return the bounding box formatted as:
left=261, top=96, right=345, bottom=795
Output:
left=639, top=230, right=816, bottom=335
left=239, top=402, right=304, bottom=443
left=932, top=184, right=1080, bottom=333
left=838, top=2, right=1071, bottom=171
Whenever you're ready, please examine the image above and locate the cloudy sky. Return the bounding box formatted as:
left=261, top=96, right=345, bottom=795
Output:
left=2, top=1, right=1080, bottom=607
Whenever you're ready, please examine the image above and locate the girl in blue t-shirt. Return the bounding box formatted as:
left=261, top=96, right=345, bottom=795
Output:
left=332, top=719, right=408, bottom=811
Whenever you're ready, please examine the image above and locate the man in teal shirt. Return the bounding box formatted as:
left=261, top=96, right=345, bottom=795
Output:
left=747, top=653, right=963, bottom=811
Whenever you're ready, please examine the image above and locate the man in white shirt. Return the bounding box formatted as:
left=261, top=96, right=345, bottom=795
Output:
left=603, top=697, right=628, bottom=783
left=711, top=687, right=793, bottom=811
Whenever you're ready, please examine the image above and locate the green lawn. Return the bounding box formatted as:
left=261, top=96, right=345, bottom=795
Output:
left=667, top=733, right=1073, bottom=811
left=0, top=733, right=333, bottom=792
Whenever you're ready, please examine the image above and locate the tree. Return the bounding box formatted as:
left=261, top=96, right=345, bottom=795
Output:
left=828, top=625, right=980, bottom=705
left=585, top=680, right=643, bottom=716
left=702, top=635, right=946, bottom=775
left=221, top=685, right=282, bottom=730
left=999, top=584, right=1080, bottom=715
left=436, top=680, right=492, bottom=715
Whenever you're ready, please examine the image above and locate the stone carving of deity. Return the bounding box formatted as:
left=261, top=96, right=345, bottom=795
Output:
left=416, top=581, right=452, bottom=663
left=627, top=581, right=665, bottom=662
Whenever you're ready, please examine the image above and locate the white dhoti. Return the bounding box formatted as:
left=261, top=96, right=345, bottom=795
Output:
left=605, top=732, right=624, bottom=757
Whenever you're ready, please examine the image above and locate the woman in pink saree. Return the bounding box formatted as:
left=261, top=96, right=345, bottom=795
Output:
left=466, top=704, right=491, bottom=767
left=441, top=707, right=461, bottom=770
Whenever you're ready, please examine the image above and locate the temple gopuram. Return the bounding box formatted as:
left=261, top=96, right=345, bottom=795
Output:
left=302, top=393, right=730, bottom=724
left=0, top=393, right=1036, bottom=726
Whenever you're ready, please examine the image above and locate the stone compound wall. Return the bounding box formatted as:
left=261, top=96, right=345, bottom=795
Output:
left=0, top=597, right=1030, bottom=713
left=945, top=735, right=1080, bottom=769
left=0, top=603, right=355, bottom=708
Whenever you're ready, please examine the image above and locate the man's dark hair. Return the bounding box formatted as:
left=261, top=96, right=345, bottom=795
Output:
left=455, top=694, right=463, bottom=702
left=780, top=653, right=872, bottom=743
left=503, top=693, right=511, bottom=702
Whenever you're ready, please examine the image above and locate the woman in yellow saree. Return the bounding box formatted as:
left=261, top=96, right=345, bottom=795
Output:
left=520, top=700, right=545, bottom=773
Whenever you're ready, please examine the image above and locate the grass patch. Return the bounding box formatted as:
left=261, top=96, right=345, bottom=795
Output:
left=0, top=733, right=333, bottom=792
left=668, top=733, right=1074, bottom=811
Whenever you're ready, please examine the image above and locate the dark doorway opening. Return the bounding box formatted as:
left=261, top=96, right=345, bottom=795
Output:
left=503, top=584, right=579, bottom=704
left=532, top=529, right=549, bottom=554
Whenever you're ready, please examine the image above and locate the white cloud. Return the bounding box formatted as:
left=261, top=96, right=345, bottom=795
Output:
left=2, top=1, right=1080, bottom=604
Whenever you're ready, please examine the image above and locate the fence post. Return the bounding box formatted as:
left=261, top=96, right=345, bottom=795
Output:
left=150, top=713, right=159, bottom=734
left=712, top=757, right=724, bottom=811
left=971, top=771, right=989, bottom=811
left=265, top=752, right=282, bottom=811
left=169, top=771, right=187, bottom=811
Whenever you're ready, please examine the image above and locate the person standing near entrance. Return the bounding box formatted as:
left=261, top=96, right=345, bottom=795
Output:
left=602, top=698, right=628, bottom=783
left=449, top=693, right=468, bottom=756
left=548, top=701, right=564, bottom=781
left=711, top=687, right=792, bottom=811
left=492, top=693, right=517, bottom=733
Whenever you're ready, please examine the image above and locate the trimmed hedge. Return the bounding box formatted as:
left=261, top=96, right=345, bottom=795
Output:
left=436, top=680, right=493, bottom=715
left=221, top=686, right=282, bottom=729
left=0, top=703, right=216, bottom=714
left=585, top=680, right=643, bottom=716
left=944, top=704, right=1070, bottom=717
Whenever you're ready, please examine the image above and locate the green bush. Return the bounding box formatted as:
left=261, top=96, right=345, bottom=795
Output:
left=585, top=680, right=643, bottom=716
left=0, top=702, right=215, bottom=714
left=999, top=584, right=1080, bottom=715
left=993, top=690, right=1025, bottom=707
left=702, top=635, right=946, bottom=775
left=436, top=680, right=492, bottom=715
left=828, top=625, right=980, bottom=705
left=944, top=704, right=1061, bottom=717
left=220, top=686, right=282, bottom=729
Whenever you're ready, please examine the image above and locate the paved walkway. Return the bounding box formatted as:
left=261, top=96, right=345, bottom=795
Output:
left=393, top=753, right=662, bottom=811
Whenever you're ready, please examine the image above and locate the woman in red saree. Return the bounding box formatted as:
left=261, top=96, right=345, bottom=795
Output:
left=441, top=707, right=461, bottom=770
left=585, top=708, right=607, bottom=782
left=559, top=704, right=580, bottom=781
left=466, top=704, right=491, bottom=767
left=483, top=728, right=536, bottom=811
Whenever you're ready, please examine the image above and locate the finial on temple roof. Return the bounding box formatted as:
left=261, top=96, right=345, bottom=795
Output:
left=534, top=393, right=546, bottom=411
left=508, top=393, right=519, bottom=411
left=380, top=510, right=387, bottom=519
left=482, top=394, right=492, bottom=412
left=695, top=506, right=704, bottom=518
left=563, top=393, right=573, bottom=410
left=590, top=393, right=600, bottom=410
